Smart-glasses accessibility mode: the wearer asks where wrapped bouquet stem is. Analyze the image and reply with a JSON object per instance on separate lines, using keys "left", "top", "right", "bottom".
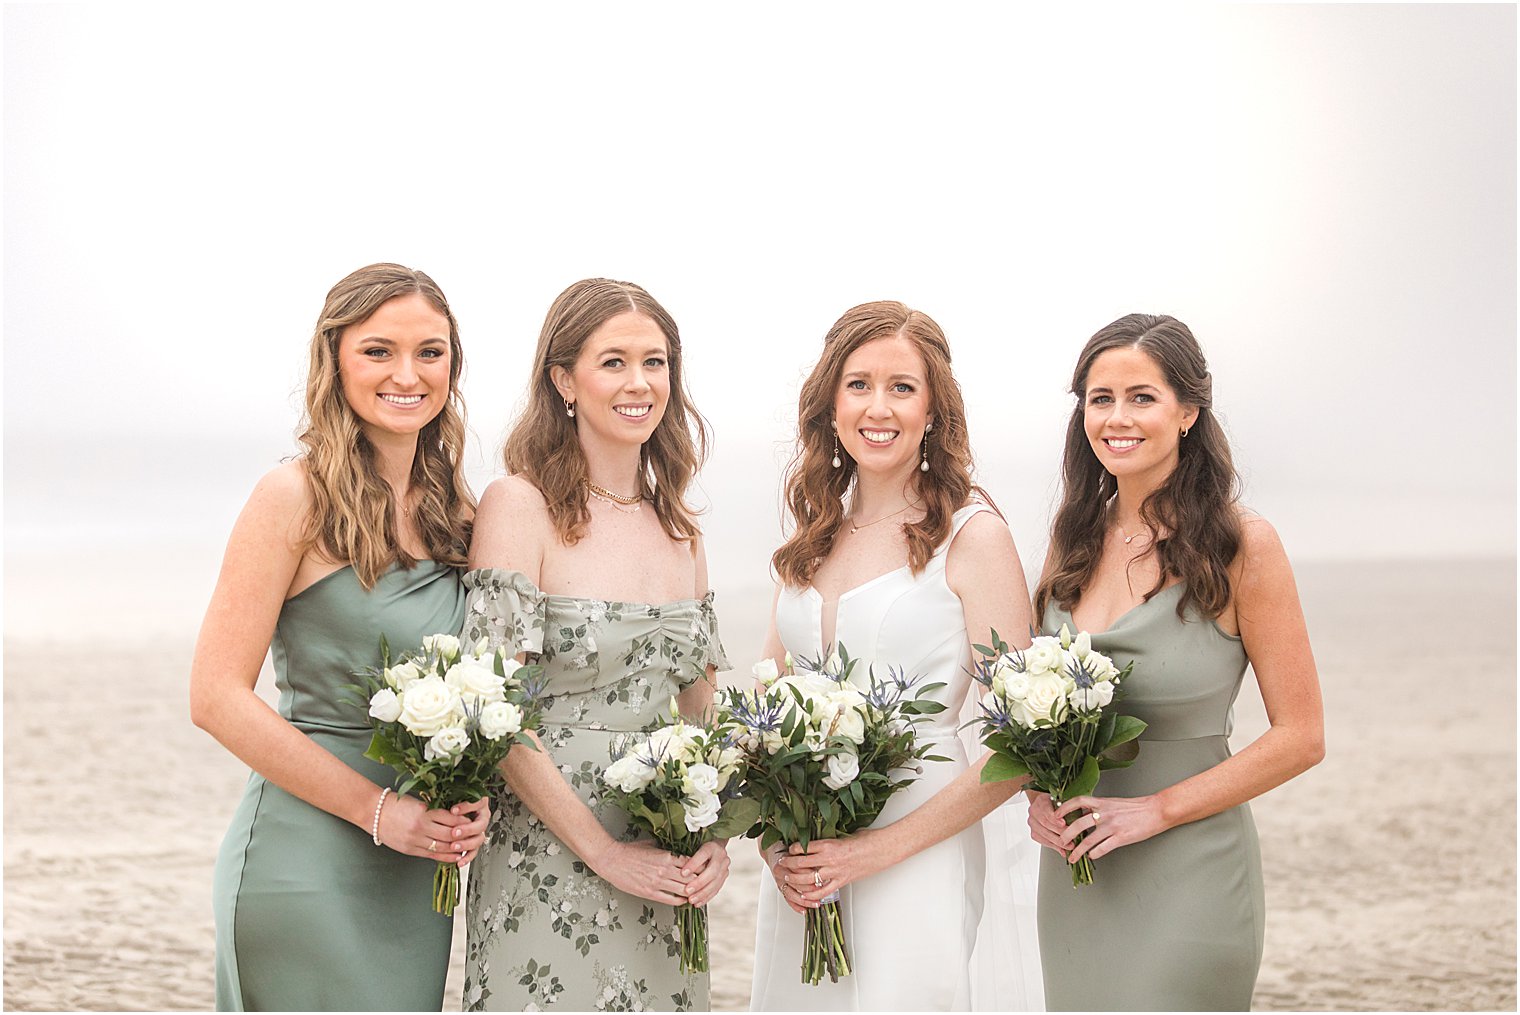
{"left": 972, "top": 624, "right": 1144, "bottom": 886}
{"left": 347, "top": 633, "right": 545, "bottom": 914}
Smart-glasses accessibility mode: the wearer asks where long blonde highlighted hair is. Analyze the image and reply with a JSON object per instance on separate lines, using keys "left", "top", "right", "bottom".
{"left": 503, "top": 278, "right": 709, "bottom": 546}
{"left": 772, "top": 301, "right": 993, "bottom": 587}
{"left": 297, "top": 263, "right": 474, "bottom": 588}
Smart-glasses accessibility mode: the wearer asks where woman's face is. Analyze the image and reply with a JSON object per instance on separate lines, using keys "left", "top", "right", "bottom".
{"left": 832, "top": 334, "right": 933, "bottom": 481}
{"left": 552, "top": 311, "right": 671, "bottom": 455}
{"left": 337, "top": 293, "right": 453, "bottom": 443}
{"left": 1081, "top": 345, "right": 1198, "bottom": 485}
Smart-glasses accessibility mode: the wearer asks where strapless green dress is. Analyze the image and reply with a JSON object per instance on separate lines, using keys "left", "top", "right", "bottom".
{"left": 1038, "top": 584, "right": 1264, "bottom": 1011}
{"left": 211, "top": 561, "right": 466, "bottom": 1011}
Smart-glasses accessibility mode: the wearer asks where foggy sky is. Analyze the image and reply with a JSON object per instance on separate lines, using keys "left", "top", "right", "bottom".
{"left": 5, "top": 4, "right": 1515, "bottom": 602}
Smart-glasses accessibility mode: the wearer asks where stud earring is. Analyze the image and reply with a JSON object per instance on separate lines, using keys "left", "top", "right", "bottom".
{"left": 565, "top": 399, "right": 576, "bottom": 419}
{"left": 920, "top": 421, "right": 932, "bottom": 473}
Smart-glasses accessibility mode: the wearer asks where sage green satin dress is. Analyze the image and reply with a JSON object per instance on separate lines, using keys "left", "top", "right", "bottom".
{"left": 212, "top": 561, "right": 466, "bottom": 1011}
{"left": 1038, "top": 583, "right": 1264, "bottom": 1011}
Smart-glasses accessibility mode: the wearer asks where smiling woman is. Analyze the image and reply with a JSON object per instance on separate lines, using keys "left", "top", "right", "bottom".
{"left": 191, "top": 264, "right": 487, "bottom": 1012}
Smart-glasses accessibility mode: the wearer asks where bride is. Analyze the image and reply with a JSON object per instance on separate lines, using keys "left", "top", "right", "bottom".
{"left": 750, "top": 301, "right": 1041, "bottom": 1011}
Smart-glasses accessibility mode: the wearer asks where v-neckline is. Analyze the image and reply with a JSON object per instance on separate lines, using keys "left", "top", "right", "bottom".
{"left": 1065, "top": 580, "right": 1185, "bottom": 636}
{"left": 802, "top": 564, "right": 913, "bottom": 653}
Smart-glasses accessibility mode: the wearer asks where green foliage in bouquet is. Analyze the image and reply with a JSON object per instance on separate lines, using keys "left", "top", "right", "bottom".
{"left": 718, "top": 645, "right": 947, "bottom": 983}
{"left": 972, "top": 625, "right": 1145, "bottom": 885}
{"left": 600, "top": 700, "right": 761, "bottom": 973}
{"left": 346, "top": 632, "right": 547, "bottom": 913}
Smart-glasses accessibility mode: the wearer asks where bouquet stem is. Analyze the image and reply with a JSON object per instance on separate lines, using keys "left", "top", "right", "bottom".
{"left": 433, "top": 860, "right": 460, "bottom": 916}
{"left": 675, "top": 902, "right": 709, "bottom": 973}
{"left": 801, "top": 898, "right": 851, "bottom": 984}
{"left": 1054, "top": 790, "right": 1096, "bottom": 887}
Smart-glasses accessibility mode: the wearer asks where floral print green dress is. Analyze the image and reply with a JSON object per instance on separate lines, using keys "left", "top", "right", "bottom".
{"left": 460, "top": 568, "right": 730, "bottom": 1012}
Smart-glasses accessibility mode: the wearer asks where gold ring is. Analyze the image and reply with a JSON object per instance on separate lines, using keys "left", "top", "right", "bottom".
{"left": 813, "top": 871, "right": 824, "bottom": 888}
{"left": 1091, "top": 811, "right": 1101, "bottom": 825}
{"left": 428, "top": 839, "right": 437, "bottom": 852}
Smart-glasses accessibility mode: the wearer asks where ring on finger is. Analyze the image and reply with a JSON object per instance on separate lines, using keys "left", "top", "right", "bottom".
{"left": 428, "top": 839, "right": 437, "bottom": 852}
{"left": 1091, "top": 811, "right": 1101, "bottom": 826}
{"left": 813, "top": 870, "right": 823, "bottom": 888}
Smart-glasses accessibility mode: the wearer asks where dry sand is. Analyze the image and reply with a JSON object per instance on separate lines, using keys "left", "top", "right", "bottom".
{"left": 3, "top": 558, "right": 1514, "bottom": 1011}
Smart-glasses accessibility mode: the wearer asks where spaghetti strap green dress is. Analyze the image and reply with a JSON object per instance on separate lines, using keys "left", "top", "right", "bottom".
{"left": 1039, "top": 583, "right": 1264, "bottom": 1011}
{"left": 211, "top": 561, "right": 466, "bottom": 1012}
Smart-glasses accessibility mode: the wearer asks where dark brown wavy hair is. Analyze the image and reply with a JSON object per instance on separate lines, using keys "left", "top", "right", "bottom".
{"left": 297, "top": 263, "right": 474, "bottom": 589}
{"left": 502, "top": 278, "right": 709, "bottom": 546}
{"left": 1035, "top": 313, "right": 1241, "bottom": 623}
{"left": 772, "top": 301, "right": 994, "bottom": 587}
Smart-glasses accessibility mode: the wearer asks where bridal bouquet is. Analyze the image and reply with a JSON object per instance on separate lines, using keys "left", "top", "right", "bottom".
{"left": 972, "top": 624, "right": 1144, "bottom": 886}
{"left": 600, "top": 700, "right": 760, "bottom": 973}
{"left": 718, "top": 647, "right": 945, "bottom": 985}
{"left": 350, "top": 633, "right": 545, "bottom": 915}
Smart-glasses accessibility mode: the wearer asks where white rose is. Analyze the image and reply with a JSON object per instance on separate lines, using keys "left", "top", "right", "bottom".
{"left": 649, "top": 725, "right": 700, "bottom": 764}
{"left": 713, "top": 745, "right": 744, "bottom": 789}
{"left": 367, "top": 687, "right": 402, "bottom": 722}
{"left": 830, "top": 703, "right": 866, "bottom": 744}
{"left": 384, "top": 661, "right": 422, "bottom": 690}
{"left": 1002, "top": 668, "right": 1031, "bottom": 701}
{"left": 1024, "top": 637, "right": 1064, "bottom": 675}
{"left": 397, "top": 676, "right": 464, "bottom": 737}
{"left": 760, "top": 729, "right": 785, "bottom": 755}
{"left": 803, "top": 729, "right": 828, "bottom": 759}
{"left": 681, "top": 763, "right": 720, "bottom": 797}
{"left": 424, "top": 725, "right": 470, "bottom": 761}
{"left": 1092, "top": 680, "right": 1115, "bottom": 709}
{"left": 683, "top": 790, "right": 721, "bottom": 832}
{"left": 1017, "top": 671, "right": 1069, "bottom": 728}
{"left": 422, "top": 633, "right": 462, "bottom": 659}
{"left": 752, "top": 658, "right": 780, "bottom": 686}
{"left": 478, "top": 700, "right": 523, "bottom": 740}
{"left": 603, "top": 755, "right": 641, "bottom": 793}
{"left": 445, "top": 658, "right": 507, "bottom": 704}
{"left": 822, "top": 750, "right": 860, "bottom": 790}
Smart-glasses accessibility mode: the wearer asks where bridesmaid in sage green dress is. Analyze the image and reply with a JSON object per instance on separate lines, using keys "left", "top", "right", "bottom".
{"left": 1027, "top": 314, "right": 1325, "bottom": 1011}
{"left": 193, "top": 265, "right": 489, "bottom": 1011}
{"left": 461, "top": 279, "right": 733, "bottom": 1012}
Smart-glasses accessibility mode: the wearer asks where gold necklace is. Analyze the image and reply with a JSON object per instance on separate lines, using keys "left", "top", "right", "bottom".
{"left": 587, "top": 482, "right": 642, "bottom": 513}
{"left": 848, "top": 503, "right": 911, "bottom": 535}
{"left": 1116, "top": 521, "right": 1152, "bottom": 546}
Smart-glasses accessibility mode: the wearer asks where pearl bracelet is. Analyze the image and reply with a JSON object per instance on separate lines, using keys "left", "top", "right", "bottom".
{"left": 371, "top": 787, "right": 392, "bottom": 846}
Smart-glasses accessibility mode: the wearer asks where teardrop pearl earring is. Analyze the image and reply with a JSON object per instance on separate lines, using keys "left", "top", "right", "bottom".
{"left": 920, "top": 421, "right": 932, "bottom": 472}
{"left": 832, "top": 432, "right": 842, "bottom": 469}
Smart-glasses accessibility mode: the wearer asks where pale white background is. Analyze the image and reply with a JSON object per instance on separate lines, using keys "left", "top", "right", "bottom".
{"left": 5, "top": 3, "right": 1515, "bottom": 640}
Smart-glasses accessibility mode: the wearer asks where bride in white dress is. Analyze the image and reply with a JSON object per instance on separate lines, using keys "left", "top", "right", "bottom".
{"left": 750, "top": 302, "right": 1044, "bottom": 1012}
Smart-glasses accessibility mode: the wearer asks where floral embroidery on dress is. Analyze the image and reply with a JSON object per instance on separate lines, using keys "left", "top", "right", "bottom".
{"left": 460, "top": 569, "right": 729, "bottom": 1012}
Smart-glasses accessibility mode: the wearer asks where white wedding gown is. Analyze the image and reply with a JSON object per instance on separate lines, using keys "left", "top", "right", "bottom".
{"left": 750, "top": 504, "right": 1045, "bottom": 1012}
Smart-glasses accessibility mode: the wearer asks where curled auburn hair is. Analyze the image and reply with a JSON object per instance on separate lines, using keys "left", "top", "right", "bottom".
{"left": 297, "top": 263, "right": 474, "bottom": 589}
{"left": 1035, "top": 313, "right": 1241, "bottom": 623}
{"left": 772, "top": 301, "right": 993, "bottom": 588}
{"left": 502, "top": 278, "right": 709, "bottom": 546}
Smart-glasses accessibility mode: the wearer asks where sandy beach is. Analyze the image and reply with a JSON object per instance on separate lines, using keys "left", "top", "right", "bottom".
{"left": 3, "top": 557, "right": 1514, "bottom": 1011}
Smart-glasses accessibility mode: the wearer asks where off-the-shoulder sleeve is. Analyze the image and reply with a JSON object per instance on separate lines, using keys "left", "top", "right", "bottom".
{"left": 462, "top": 568, "right": 548, "bottom": 657}
{"left": 694, "top": 589, "right": 732, "bottom": 677}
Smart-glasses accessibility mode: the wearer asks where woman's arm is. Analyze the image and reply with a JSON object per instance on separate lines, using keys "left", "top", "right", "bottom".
{"left": 781, "top": 510, "right": 1034, "bottom": 905}
{"left": 190, "top": 464, "right": 485, "bottom": 861}
{"left": 1054, "top": 515, "right": 1326, "bottom": 862}
{"left": 471, "top": 477, "right": 694, "bottom": 906}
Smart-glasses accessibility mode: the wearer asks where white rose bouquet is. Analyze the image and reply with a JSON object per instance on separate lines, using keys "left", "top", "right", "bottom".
{"left": 717, "top": 647, "right": 944, "bottom": 985}
{"left": 599, "top": 700, "right": 760, "bottom": 973}
{"left": 349, "top": 633, "right": 546, "bottom": 915}
{"left": 972, "top": 624, "right": 1144, "bottom": 886}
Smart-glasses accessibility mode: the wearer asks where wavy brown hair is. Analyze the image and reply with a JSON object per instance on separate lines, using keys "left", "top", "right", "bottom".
{"left": 502, "top": 278, "right": 709, "bottom": 546}
{"left": 297, "top": 263, "right": 474, "bottom": 589}
{"left": 1035, "top": 314, "right": 1241, "bottom": 623}
{"left": 772, "top": 301, "right": 994, "bottom": 587}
